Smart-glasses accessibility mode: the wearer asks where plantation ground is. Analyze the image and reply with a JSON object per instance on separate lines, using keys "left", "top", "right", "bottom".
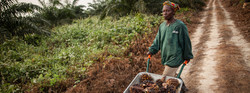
{"left": 0, "top": 15, "right": 162, "bottom": 92}
{"left": 66, "top": 0, "right": 250, "bottom": 93}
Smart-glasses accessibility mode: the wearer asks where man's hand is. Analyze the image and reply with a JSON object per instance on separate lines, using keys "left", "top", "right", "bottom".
{"left": 147, "top": 52, "right": 152, "bottom": 56}
{"left": 185, "top": 59, "right": 190, "bottom": 63}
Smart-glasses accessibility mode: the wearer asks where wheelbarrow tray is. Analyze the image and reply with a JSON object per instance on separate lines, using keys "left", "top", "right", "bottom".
{"left": 123, "top": 72, "right": 183, "bottom": 93}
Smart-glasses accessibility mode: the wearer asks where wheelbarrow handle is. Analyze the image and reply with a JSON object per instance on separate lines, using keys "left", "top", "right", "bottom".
{"left": 146, "top": 55, "right": 188, "bottom": 78}
{"left": 177, "top": 60, "right": 188, "bottom": 78}
{"left": 146, "top": 55, "right": 151, "bottom": 72}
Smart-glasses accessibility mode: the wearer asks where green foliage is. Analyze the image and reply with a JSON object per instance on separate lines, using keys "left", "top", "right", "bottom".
{"left": 36, "top": 0, "right": 87, "bottom": 27}
{"left": 87, "top": 0, "right": 205, "bottom": 20}
{"left": 0, "top": 14, "right": 162, "bottom": 92}
{"left": 97, "top": 0, "right": 164, "bottom": 20}
{"left": 177, "top": 7, "right": 192, "bottom": 23}
{"left": 170, "top": 0, "right": 206, "bottom": 10}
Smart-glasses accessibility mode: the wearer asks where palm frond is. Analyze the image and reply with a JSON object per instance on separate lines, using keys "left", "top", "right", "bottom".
{"left": 0, "top": 0, "right": 16, "bottom": 11}
{"left": 16, "top": 17, "right": 50, "bottom": 35}
{"left": 1, "top": 0, "right": 51, "bottom": 39}
{"left": 38, "top": 0, "right": 47, "bottom": 8}
{"left": 11, "top": 3, "right": 41, "bottom": 13}
{"left": 26, "top": 15, "right": 51, "bottom": 26}
{"left": 49, "top": 0, "right": 63, "bottom": 7}
{"left": 72, "top": 0, "right": 79, "bottom": 6}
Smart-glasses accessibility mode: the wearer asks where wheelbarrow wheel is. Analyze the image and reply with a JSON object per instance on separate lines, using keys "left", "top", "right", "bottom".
{"left": 180, "top": 82, "right": 188, "bottom": 93}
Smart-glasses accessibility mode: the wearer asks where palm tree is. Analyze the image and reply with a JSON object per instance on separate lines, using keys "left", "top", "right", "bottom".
{"left": 94, "top": 0, "right": 164, "bottom": 20}
{"left": 0, "top": 0, "right": 50, "bottom": 41}
{"left": 98, "top": 0, "right": 142, "bottom": 20}
{"left": 37, "top": 0, "right": 86, "bottom": 26}
{"left": 65, "top": 0, "right": 87, "bottom": 18}
{"left": 87, "top": 0, "right": 205, "bottom": 20}
{"left": 37, "top": 0, "right": 63, "bottom": 26}
{"left": 85, "top": 0, "right": 106, "bottom": 16}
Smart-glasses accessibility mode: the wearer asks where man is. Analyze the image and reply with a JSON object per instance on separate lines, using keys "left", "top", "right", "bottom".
{"left": 147, "top": 1, "right": 193, "bottom": 92}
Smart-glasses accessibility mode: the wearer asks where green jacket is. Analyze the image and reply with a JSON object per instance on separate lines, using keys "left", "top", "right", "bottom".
{"left": 149, "top": 20, "right": 193, "bottom": 67}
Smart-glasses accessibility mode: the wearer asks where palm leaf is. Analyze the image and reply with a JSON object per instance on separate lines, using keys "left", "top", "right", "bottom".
{"left": 1, "top": 0, "right": 51, "bottom": 39}
{"left": 72, "top": 0, "right": 79, "bottom": 6}
{"left": 6, "top": 3, "right": 41, "bottom": 14}
{"left": 16, "top": 17, "right": 50, "bottom": 35}
{"left": 38, "top": 0, "right": 47, "bottom": 8}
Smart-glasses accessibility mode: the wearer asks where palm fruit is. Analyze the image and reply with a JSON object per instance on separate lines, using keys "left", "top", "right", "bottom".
{"left": 152, "top": 84, "right": 160, "bottom": 92}
{"left": 166, "top": 84, "right": 177, "bottom": 93}
{"left": 140, "top": 74, "right": 153, "bottom": 82}
{"left": 130, "top": 84, "right": 144, "bottom": 93}
{"left": 144, "top": 84, "right": 160, "bottom": 93}
{"left": 162, "top": 82, "right": 168, "bottom": 88}
{"left": 140, "top": 80, "right": 154, "bottom": 88}
{"left": 131, "top": 75, "right": 180, "bottom": 93}
{"left": 144, "top": 87, "right": 154, "bottom": 93}
{"left": 156, "top": 79, "right": 163, "bottom": 87}
{"left": 159, "top": 87, "right": 167, "bottom": 93}
{"left": 166, "top": 78, "right": 180, "bottom": 88}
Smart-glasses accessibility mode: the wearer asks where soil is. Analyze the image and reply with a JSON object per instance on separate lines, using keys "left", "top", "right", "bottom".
{"left": 65, "top": 28, "right": 164, "bottom": 93}
{"left": 183, "top": 0, "right": 250, "bottom": 93}
{"left": 222, "top": 0, "right": 250, "bottom": 42}
{"left": 65, "top": 0, "right": 250, "bottom": 93}
{"left": 214, "top": 0, "right": 250, "bottom": 93}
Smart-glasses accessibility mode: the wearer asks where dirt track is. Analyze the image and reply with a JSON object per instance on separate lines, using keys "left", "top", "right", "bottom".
{"left": 183, "top": 0, "right": 250, "bottom": 93}
{"left": 66, "top": 0, "right": 250, "bottom": 92}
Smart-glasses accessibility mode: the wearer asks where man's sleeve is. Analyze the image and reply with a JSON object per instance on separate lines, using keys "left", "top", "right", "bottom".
{"left": 149, "top": 29, "right": 161, "bottom": 55}
{"left": 177, "top": 24, "right": 193, "bottom": 59}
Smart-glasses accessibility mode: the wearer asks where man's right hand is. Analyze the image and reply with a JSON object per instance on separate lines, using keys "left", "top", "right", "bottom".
{"left": 147, "top": 52, "right": 152, "bottom": 56}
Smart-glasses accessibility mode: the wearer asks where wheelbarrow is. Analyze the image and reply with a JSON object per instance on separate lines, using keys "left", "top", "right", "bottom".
{"left": 123, "top": 55, "right": 188, "bottom": 93}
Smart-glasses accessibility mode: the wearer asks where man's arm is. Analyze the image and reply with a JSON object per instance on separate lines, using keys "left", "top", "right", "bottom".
{"left": 148, "top": 29, "right": 161, "bottom": 55}
{"left": 177, "top": 24, "right": 193, "bottom": 60}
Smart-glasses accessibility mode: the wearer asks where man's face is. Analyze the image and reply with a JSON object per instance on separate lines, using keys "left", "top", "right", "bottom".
{"left": 162, "top": 5, "right": 175, "bottom": 20}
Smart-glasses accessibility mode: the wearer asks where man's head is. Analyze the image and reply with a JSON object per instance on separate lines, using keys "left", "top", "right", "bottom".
{"left": 162, "top": 1, "right": 180, "bottom": 20}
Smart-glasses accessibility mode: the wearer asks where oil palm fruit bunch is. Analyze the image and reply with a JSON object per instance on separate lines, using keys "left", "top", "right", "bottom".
{"left": 140, "top": 74, "right": 153, "bottom": 82}
{"left": 140, "top": 80, "right": 154, "bottom": 88}
{"left": 156, "top": 79, "right": 164, "bottom": 87}
{"left": 166, "top": 84, "right": 177, "bottom": 93}
{"left": 166, "top": 78, "right": 180, "bottom": 88}
{"left": 147, "top": 84, "right": 160, "bottom": 92}
{"left": 130, "top": 74, "right": 180, "bottom": 93}
{"left": 130, "top": 84, "right": 144, "bottom": 93}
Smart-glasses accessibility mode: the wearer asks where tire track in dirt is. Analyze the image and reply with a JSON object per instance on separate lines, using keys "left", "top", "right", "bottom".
{"left": 214, "top": 0, "right": 250, "bottom": 92}
{"left": 181, "top": 0, "right": 212, "bottom": 78}
{"left": 182, "top": 0, "right": 214, "bottom": 93}
{"left": 221, "top": 0, "right": 250, "bottom": 43}
{"left": 218, "top": 0, "right": 250, "bottom": 68}
{"left": 185, "top": 0, "right": 250, "bottom": 92}
{"left": 196, "top": 0, "right": 221, "bottom": 92}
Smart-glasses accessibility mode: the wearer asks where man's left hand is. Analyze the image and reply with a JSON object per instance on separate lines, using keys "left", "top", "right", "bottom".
{"left": 185, "top": 59, "right": 190, "bottom": 63}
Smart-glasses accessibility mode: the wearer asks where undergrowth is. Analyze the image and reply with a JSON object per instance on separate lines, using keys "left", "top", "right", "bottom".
{"left": 0, "top": 14, "right": 162, "bottom": 92}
